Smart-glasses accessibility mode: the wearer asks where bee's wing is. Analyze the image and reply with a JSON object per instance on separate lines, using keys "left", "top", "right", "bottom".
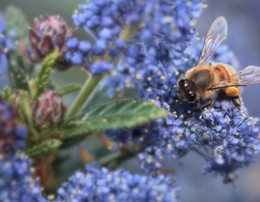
{"left": 208, "top": 66, "right": 260, "bottom": 90}
{"left": 196, "top": 17, "right": 228, "bottom": 66}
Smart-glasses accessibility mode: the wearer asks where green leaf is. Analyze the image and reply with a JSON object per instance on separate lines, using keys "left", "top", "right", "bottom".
{"left": 59, "top": 99, "right": 167, "bottom": 138}
{"left": 26, "top": 139, "right": 62, "bottom": 158}
{"left": 19, "top": 91, "right": 34, "bottom": 127}
{"left": 5, "top": 5, "right": 30, "bottom": 45}
{"left": 57, "top": 83, "right": 81, "bottom": 96}
{"left": 5, "top": 6, "right": 34, "bottom": 90}
{"left": 1, "top": 87, "right": 12, "bottom": 100}
{"left": 32, "top": 50, "right": 60, "bottom": 98}
{"left": 8, "top": 55, "right": 33, "bottom": 90}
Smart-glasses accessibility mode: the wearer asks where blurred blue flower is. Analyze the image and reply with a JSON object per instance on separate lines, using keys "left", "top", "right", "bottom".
{"left": 95, "top": 0, "right": 260, "bottom": 181}
{"left": 0, "top": 13, "right": 16, "bottom": 90}
{"left": 0, "top": 99, "right": 27, "bottom": 155}
{"left": 0, "top": 99, "right": 46, "bottom": 202}
{"left": 0, "top": 153, "right": 47, "bottom": 202}
{"left": 56, "top": 164, "right": 178, "bottom": 202}
{"left": 67, "top": 0, "right": 205, "bottom": 78}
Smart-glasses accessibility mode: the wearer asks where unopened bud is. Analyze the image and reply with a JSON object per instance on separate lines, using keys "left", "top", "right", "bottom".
{"left": 33, "top": 90, "right": 66, "bottom": 128}
{"left": 26, "top": 15, "right": 74, "bottom": 70}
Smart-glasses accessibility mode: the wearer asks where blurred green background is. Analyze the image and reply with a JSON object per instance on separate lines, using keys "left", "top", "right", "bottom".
{"left": 1, "top": 0, "right": 260, "bottom": 202}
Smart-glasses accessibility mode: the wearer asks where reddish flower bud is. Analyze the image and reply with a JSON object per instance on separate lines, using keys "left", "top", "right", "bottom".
{"left": 26, "top": 15, "right": 74, "bottom": 70}
{"left": 33, "top": 90, "right": 66, "bottom": 128}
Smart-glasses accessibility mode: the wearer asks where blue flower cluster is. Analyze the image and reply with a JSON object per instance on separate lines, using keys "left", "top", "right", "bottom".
{"left": 0, "top": 99, "right": 46, "bottom": 202}
{"left": 66, "top": 0, "right": 205, "bottom": 79}
{"left": 0, "top": 99, "right": 27, "bottom": 155}
{"left": 0, "top": 153, "right": 47, "bottom": 202}
{"left": 196, "top": 102, "right": 260, "bottom": 182}
{"left": 84, "top": 0, "right": 260, "bottom": 181}
{"left": 56, "top": 164, "right": 178, "bottom": 202}
{"left": 132, "top": 44, "right": 259, "bottom": 180}
{"left": 0, "top": 13, "right": 15, "bottom": 89}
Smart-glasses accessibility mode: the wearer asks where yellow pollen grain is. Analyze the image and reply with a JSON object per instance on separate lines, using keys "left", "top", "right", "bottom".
{"left": 175, "top": 71, "right": 179, "bottom": 76}
{"left": 190, "top": 19, "right": 197, "bottom": 26}
{"left": 135, "top": 74, "right": 141, "bottom": 80}
{"left": 164, "top": 16, "right": 173, "bottom": 23}
{"left": 186, "top": 1, "right": 192, "bottom": 6}
{"left": 102, "top": 118, "right": 107, "bottom": 122}
{"left": 147, "top": 88, "right": 152, "bottom": 92}
{"left": 126, "top": 82, "right": 131, "bottom": 88}
{"left": 147, "top": 77, "right": 152, "bottom": 81}
{"left": 48, "top": 195, "right": 55, "bottom": 200}
{"left": 201, "top": 3, "right": 208, "bottom": 8}
{"left": 242, "top": 114, "right": 247, "bottom": 119}
{"left": 111, "top": 70, "right": 116, "bottom": 76}
{"left": 160, "top": 76, "right": 165, "bottom": 80}
{"left": 167, "top": 144, "right": 172, "bottom": 149}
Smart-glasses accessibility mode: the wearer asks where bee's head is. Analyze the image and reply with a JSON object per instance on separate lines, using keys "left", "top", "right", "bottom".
{"left": 177, "top": 78, "right": 198, "bottom": 103}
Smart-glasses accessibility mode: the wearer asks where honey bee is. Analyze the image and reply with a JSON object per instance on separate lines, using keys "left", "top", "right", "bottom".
{"left": 177, "top": 16, "right": 260, "bottom": 110}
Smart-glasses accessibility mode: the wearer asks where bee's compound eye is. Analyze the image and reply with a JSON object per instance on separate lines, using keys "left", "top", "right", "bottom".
{"left": 184, "top": 80, "right": 188, "bottom": 87}
{"left": 187, "top": 91, "right": 196, "bottom": 102}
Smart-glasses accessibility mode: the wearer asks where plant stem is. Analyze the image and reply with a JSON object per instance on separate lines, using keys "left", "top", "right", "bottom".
{"left": 66, "top": 25, "right": 135, "bottom": 118}
{"left": 98, "top": 150, "right": 135, "bottom": 167}
{"left": 66, "top": 75, "right": 103, "bottom": 118}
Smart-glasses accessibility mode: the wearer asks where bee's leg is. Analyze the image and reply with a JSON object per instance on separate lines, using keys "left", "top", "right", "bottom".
{"left": 231, "top": 96, "right": 242, "bottom": 110}
{"left": 224, "top": 87, "right": 241, "bottom": 110}
{"left": 189, "top": 99, "right": 213, "bottom": 115}
{"left": 197, "top": 99, "right": 213, "bottom": 111}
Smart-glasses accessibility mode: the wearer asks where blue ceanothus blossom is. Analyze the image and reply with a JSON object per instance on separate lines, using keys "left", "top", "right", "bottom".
{"left": 0, "top": 99, "right": 47, "bottom": 202}
{"left": 0, "top": 13, "right": 15, "bottom": 90}
{"left": 56, "top": 164, "right": 178, "bottom": 202}
{"left": 68, "top": 0, "right": 260, "bottom": 182}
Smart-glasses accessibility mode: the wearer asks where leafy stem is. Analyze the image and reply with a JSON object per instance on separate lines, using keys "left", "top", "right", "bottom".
{"left": 66, "top": 25, "right": 136, "bottom": 118}
{"left": 66, "top": 75, "right": 103, "bottom": 118}
{"left": 98, "top": 149, "right": 136, "bottom": 167}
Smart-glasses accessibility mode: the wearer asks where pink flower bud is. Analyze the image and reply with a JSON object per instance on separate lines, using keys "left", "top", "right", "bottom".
{"left": 26, "top": 15, "right": 74, "bottom": 70}
{"left": 33, "top": 90, "right": 66, "bottom": 128}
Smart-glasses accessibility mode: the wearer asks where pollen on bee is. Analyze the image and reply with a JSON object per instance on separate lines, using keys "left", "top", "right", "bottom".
{"left": 225, "top": 87, "right": 240, "bottom": 97}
